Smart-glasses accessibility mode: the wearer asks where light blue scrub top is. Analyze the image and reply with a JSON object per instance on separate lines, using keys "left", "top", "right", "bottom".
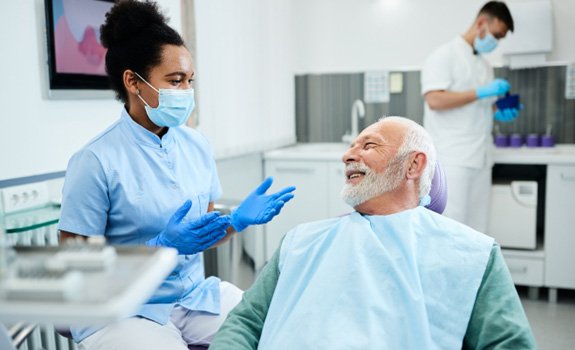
{"left": 58, "top": 108, "right": 223, "bottom": 342}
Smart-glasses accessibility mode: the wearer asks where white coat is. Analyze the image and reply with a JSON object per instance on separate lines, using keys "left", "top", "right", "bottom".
{"left": 421, "top": 36, "right": 496, "bottom": 232}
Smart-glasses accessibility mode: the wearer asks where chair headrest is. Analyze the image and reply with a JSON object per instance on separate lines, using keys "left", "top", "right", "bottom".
{"left": 425, "top": 161, "right": 447, "bottom": 214}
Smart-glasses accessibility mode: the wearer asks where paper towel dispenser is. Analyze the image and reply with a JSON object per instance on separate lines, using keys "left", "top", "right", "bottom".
{"left": 499, "top": 0, "right": 553, "bottom": 68}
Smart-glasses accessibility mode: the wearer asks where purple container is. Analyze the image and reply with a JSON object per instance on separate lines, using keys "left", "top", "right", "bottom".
{"left": 509, "top": 133, "right": 523, "bottom": 148}
{"left": 526, "top": 134, "right": 540, "bottom": 147}
{"left": 494, "top": 134, "right": 509, "bottom": 147}
{"left": 541, "top": 135, "right": 555, "bottom": 147}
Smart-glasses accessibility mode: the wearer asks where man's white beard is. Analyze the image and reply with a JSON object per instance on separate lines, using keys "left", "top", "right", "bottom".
{"left": 341, "top": 157, "right": 406, "bottom": 208}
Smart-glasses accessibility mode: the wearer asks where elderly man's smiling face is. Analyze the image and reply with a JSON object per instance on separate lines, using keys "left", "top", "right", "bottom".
{"left": 340, "top": 119, "right": 409, "bottom": 208}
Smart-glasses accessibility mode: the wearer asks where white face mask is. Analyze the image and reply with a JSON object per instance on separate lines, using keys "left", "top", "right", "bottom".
{"left": 135, "top": 72, "right": 195, "bottom": 128}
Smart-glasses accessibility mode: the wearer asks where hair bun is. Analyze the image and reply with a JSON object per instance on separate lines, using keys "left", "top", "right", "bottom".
{"left": 100, "top": 0, "right": 169, "bottom": 49}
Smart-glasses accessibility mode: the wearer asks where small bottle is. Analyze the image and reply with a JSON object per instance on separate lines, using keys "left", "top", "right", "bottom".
{"left": 509, "top": 133, "right": 523, "bottom": 148}
{"left": 494, "top": 134, "right": 509, "bottom": 147}
{"left": 541, "top": 135, "right": 555, "bottom": 147}
{"left": 526, "top": 134, "right": 540, "bottom": 147}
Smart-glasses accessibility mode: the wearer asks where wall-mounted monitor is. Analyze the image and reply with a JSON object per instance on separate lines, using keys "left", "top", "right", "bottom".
{"left": 44, "top": 0, "right": 115, "bottom": 99}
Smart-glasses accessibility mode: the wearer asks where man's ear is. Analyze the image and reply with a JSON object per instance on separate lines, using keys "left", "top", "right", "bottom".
{"left": 475, "top": 14, "right": 488, "bottom": 33}
{"left": 406, "top": 152, "right": 427, "bottom": 180}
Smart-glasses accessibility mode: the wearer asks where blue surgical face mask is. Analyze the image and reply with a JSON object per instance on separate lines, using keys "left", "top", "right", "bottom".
{"left": 135, "top": 72, "right": 195, "bottom": 128}
{"left": 474, "top": 27, "right": 498, "bottom": 54}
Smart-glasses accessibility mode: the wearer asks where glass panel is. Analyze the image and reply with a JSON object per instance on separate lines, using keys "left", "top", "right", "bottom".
{"left": 4, "top": 205, "right": 61, "bottom": 234}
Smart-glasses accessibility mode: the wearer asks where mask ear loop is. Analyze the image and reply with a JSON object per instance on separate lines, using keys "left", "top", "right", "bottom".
{"left": 136, "top": 89, "right": 152, "bottom": 108}
{"left": 134, "top": 72, "right": 158, "bottom": 108}
{"left": 482, "top": 23, "right": 491, "bottom": 39}
{"left": 134, "top": 72, "right": 160, "bottom": 93}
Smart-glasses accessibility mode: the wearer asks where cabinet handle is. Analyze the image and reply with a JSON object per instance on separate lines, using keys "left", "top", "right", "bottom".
{"left": 509, "top": 266, "right": 528, "bottom": 274}
{"left": 274, "top": 167, "right": 315, "bottom": 174}
{"left": 560, "top": 173, "right": 575, "bottom": 181}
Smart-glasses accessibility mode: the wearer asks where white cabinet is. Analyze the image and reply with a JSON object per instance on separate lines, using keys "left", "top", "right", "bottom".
{"left": 264, "top": 160, "right": 328, "bottom": 261}
{"left": 502, "top": 250, "right": 545, "bottom": 287}
{"left": 264, "top": 159, "right": 352, "bottom": 260}
{"left": 544, "top": 165, "right": 575, "bottom": 289}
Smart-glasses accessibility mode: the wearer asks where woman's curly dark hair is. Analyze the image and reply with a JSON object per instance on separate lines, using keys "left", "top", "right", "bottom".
{"left": 100, "top": 0, "right": 184, "bottom": 103}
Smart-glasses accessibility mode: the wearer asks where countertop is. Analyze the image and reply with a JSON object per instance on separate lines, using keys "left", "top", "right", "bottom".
{"left": 264, "top": 143, "right": 349, "bottom": 161}
{"left": 264, "top": 143, "right": 575, "bottom": 165}
{"left": 493, "top": 144, "right": 575, "bottom": 165}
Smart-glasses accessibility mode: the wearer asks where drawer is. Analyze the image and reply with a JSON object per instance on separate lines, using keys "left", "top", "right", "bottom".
{"left": 501, "top": 255, "right": 544, "bottom": 287}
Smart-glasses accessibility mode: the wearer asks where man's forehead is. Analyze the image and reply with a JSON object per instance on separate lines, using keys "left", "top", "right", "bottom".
{"left": 361, "top": 120, "right": 405, "bottom": 143}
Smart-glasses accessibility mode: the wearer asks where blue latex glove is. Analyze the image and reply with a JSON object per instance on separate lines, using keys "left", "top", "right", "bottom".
{"left": 494, "top": 104, "right": 523, "bottom": 122}
{"left": 146, "top": 200, "right": 231, "bottom": 255}
{"left": 231, "top": 177, "right": 296, "bottom": 232}
{"left": 476, "top": 79, "right": 511, "bottom": 99}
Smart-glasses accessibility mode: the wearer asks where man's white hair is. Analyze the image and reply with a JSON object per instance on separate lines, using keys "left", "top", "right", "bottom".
{"left": 380, "top": 116, "right": 437, "bottom": 200}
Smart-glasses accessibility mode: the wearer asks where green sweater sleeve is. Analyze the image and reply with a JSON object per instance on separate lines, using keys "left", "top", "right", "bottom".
{"left": 462, "top": 244, "right": 537, "bottom": 349}
{"left": 210, "top": 248, "right": 281, "bottom": 349}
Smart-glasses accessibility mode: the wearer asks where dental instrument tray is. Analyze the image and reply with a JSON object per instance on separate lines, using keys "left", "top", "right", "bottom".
{"left": 0, "top": 245, "right": 177, "bottom": 326}
{"left": 47, "top": 245, "right": 118, "bottom": 271}
{"left": 2, "top": 265, "right": 83, "bottom": 301}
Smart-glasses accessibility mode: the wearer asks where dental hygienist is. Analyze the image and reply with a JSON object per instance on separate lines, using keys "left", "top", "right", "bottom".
{"left": 421, "top": 1, "right": 515, "bottom": 233}
{"left": 57, "top": 1, "right": 295, "bottom": 349}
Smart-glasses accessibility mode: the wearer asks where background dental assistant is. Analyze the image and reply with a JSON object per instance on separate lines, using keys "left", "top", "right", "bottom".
{"left": 421, "top": 1, "right": 518, "bottom": 233}
{"left": 57, "top": 1, "right": 295, "bottom": 349}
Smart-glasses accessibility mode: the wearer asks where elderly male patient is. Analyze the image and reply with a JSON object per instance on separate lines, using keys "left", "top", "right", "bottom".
{"left": 210, "top": 117, "right": 536, "bottom": 349}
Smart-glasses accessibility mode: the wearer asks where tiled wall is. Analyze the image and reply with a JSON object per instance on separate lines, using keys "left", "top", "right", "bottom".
{"left": 296, "top": 65, "right": 575, "bottom": 143}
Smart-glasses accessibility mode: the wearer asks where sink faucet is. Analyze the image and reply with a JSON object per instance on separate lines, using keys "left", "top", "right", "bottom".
{"left": 342, "top": 99, "right": 365, "bottom": 144}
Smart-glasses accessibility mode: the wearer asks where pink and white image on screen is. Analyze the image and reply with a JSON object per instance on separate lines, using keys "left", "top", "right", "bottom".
{"left": 53, "top": 0, "right": 113, "bottom": 76}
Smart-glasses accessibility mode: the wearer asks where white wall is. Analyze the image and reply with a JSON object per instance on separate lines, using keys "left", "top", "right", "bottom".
{"left": 0, "top": 0, "right": 295, "bottom": 181}
{"left": 292, "top": 0, "right": 575, "bottom": 73}
{"left": 3, "top": 0, "right": 571, "bottom": 181}
{"left": 194, "top": 0, "right": 296, "bottom": 159}
{"left": 0, "top": 0, "right": 182, "bottom": 181}
{"left": 0, "top": 0, "right": 114, "bottom": 181}
{"left": 550, "top": 0, "right": 575, "bottom": 62}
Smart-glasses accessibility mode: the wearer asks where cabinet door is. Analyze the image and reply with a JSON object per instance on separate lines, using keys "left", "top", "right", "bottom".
{"left": 264, "top": 160, "right": 329, "bottom": 261}
{"left": 327, "top": 161, "right": 353, "bottom": 217}
{"left": 545, "top": 165, "right": 575, "bottom": 289}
